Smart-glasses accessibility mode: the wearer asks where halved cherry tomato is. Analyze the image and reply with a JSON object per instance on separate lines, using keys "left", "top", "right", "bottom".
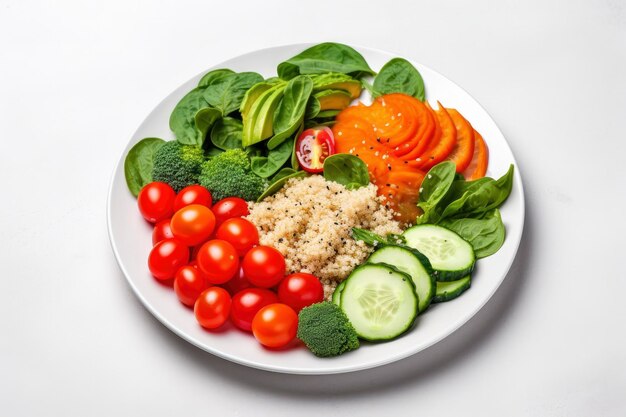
{"left": 296, "top": 127, "right": 336, "bottom": 173}
{"left": 152, "top": 218, "right": 174, "bottom": 246}
{"left": 194, "top": 287, "right": 231, "bottom": 329}
{"left": 170, "top": 204, "right": 216, "bottom": 246}
{"left": 211, "top": 197, "right": 249, "bottom": 227}
{"left": 231, "top": 288, "right": 279, "bottom": 332}
{"left": 252, "top": 303, "right": 298, "bottom": 348}
{"left": 196, "top": 239, "right": 239, "bottom": 284}
{"left": 174, "top": 265, "right": 209, "bottom": 307}
{"left": 278, "top": 273, "right": 324, "bottom": 313}
{"left": 174, "top": 185, "right": 212, "bottom": 211}
{"left": 138, "top": 182, "right": 176, "bottom": 223}
{"left": 216, "top": 217, "right": 259, "bottom": 256}
{"left": 242, "top": 246, "right": 286, "bottom": 288}
{"left": 148, "top": 238, "right": 189, "bottom": 281}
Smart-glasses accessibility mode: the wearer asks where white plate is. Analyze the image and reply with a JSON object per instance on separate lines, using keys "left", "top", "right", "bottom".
{"left": 107, "top": 44, "right": 525, "bottom": 375}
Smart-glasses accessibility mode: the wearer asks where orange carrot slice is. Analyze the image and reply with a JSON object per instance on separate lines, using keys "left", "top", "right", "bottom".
{"left": 461, "top": 130, "right": 489, "bottom": 180}
{"left": 445, "top": 108, "right": 475, "bottom": 172}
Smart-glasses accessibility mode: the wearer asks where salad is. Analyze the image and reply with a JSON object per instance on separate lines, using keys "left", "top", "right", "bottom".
{"left": 123, "top": 43, "right": 514, "bottom": 357}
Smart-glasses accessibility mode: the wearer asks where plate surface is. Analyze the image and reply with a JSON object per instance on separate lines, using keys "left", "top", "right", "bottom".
{"left": 107, "top": 44, "right": 525, "bottom": 375}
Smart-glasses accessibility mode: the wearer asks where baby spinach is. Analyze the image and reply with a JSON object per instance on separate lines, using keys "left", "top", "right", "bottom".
{"left": 268, "top": 75, "right": 313, "bottom": 149}
{"left": 305, "top": 96, "right": 321, "bottom": 119}
{"left": 124, "top": 138, "right": 165, "bottom": 197}
{"left": 439, "top": 209, "right": 505, "bottom": 258}
{"left": 198, "top": 68, "right": 235, "bottom": 87}
{"left": 291, "top": 123, "right": 304, "bottom": 169}
{"left": 278, "top": 43, "right": 374, "bottom": 80}
{"left": 323, "top": 154, "right": 370, "bottom": 190}
{"left": 211, "top": 117, "right": 243, "bottom": 150}
{"left": 271, "top": 167, "right": 297, "bottom": 182}
{"left": 169, "top": 87, "right": 210, "bottom": 146}
{"left": 203, "top": 72, "right": 263, "bottom": 116}
{"left": 256, "top": 170, "right": 307, "bottom": 202}
{"left": 250, "top": 138, "right": 294, "bottom": 178}
{"left": 194, "top": 107, "right": 221, "bottom": 147}
{"left": 417, "top": 161, "right": 457, "bottom": 224}
{"left": 373, "top": 58, "right": 425, "bottom": 101}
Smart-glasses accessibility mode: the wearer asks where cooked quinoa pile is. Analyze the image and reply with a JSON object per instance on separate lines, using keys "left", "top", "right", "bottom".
{"left": 246, "top": 175, "right": 402, "bottom": 300}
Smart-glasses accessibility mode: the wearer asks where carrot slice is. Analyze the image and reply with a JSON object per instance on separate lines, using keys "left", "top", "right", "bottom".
{"left": 461, "top": 130, "right": 489, "bottom": 180}
{"left": 418, "top": 103, "right": 457, "bottom": 170}
{"left": 445, "top": 108, "right": 475, "bottom": 172}
{"left": 398, "top": 101, "right": 437, "bottom": 163}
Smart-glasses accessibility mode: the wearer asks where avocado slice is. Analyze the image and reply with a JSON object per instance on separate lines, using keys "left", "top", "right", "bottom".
{"left": 240, "top": 82, "right": 273, "bottom": 121}
{"left": 311, "top": 73, "right": 363, "bottom": 99}
{"left": 314, "top": 90, "right": 352, "bottom": 111}
{"left": 251, "top": 85, "right": 285, "bottom": 146}
{"left": 243, "top": 84, "right": 284, "bottom": 147}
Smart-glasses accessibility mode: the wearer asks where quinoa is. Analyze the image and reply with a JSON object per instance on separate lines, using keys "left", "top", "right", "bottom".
{"left": 246, "top": 175, "right": 402, "bottom": 300}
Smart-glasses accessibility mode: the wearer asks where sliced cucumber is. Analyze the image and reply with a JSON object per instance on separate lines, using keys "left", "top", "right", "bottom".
{"left": 367, "top": 245, "right": 435, "bottom": 314}
{"left": 340, "top": 263, "right": 417, "bottom": 341}
{"left": 332, "top": 281, "right": 346, "bottom": 306}
{"left": 433, "top": 275, "right": 471, "bottom": 303}
{"left": 403, "top": 225, "right": 475, "bottom": 281}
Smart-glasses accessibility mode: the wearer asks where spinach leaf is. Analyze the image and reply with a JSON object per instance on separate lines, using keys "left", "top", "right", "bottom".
{"left": 271, "top": 167, "right": 297, "bottom": 182}
{"left": 211, "top": 117, "right": 243, "bottom": 150}
{"left": 416, "top": 161, "right": 457, "bottom": 224}
{"left": 268, "top": 75, "right": 313, "bottom": 150}
{"left": 277, "top": 43, "right": 374, "bottom": 80}
{"left": 194, "top": 107, "right": 221, "bottom": 147}
{"left": 351, "top": 228, "right": 406, "bottom": 247}
{"left": 305, "top": 96, "right": 321, "bottom": 119}
{"left": 169, "top": 87, "right": 210, "bottom": 145}
{"left": 256, "top": 170, "right": 307, "bottom": 202}
{"left": 250, "top": 138, "right": 294, "bottom": 178}
{"left": 124, "top": 138, "right": 165, "bottom": 197}
{"left": 198, "top": 68, "right": 235, "bottom": 87}
{"left": 440, "top": 209, "right": 505, "bottom": 258}
{"left": 203, "top": 72, "right": 263, "bottom": 116}
{"left": 373, "top": 58, "right": 425, "bottom": 101}
{"left": 291, "top": 123, "right": 304, "bottom": 169}
{"left": 323, "top": 154, "right": 370, "bottom": 190}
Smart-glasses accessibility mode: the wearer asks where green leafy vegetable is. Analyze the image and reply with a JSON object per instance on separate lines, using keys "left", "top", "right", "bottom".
{"left": 291, "top": 123, "right": 304, "bottom": 169}
{"left": 305, "top": 96, "right": 321, "bottom": 119}
{"left": 277, "top": 43, "right": 374, "bottom": 80}
{"left": 268, "top": 75, "right": 313, "bottom": 149}
{"left": 124, "top": 138, "right": 165, "bottom": 197}
{"left": 271, "top": 167, "right": 297, "bottom": 182}
{"left": 211, "top": 117, "right": 243, "bottom": 150}
{"left": 351, "top": 228, "right": 406, "bottom": 247}
{"left": 197, "top": 68, "right": 235, "bottom": 87}
{"left": 194, "top": 107, "right": 221, "bottom": 147}
{"left": 203, "top": 72, "right": 263, "bottom": 116}
{"left": 250, "top": 138, "right": 294, "bottom": 178}
{"left": 323, "top": 154, "right": 370, "bottom": 190}
{"left": 169, "top": 87, "right": 210, "bottom": 146}
{"left": 373, "top": 58, "right": 425, "bottom": 101}
{"left": 417, "top": 161, "right": 457, "bottom": 224}
{"left": 256, "top": 170, "right": 307, "bottom": 202}
{"left": 439, "top": 209, "right": 505, "bottom": 258}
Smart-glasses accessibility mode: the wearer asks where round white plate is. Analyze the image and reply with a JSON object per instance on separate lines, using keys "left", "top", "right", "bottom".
{"left": 107, "top": 44, "right": 525, "bottom": 375}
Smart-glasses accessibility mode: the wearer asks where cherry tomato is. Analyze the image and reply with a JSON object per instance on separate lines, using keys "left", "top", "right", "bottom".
{"left": 148, "top": 238, "right": 189, "bottom": 281}
{"left": 223, "top": 266, "right": 252, "bottom": 295}
{"left": 212, "top": 197, "right": 249, "bottom": 227}
{"left": 278, "top": 273, "right": 324, "bottom": 312}
{"left": 231, "top": 288, "right": 279, "bottom": 332}
{"left": 251, "top": 303, "right": 298, "bottom": 348}
{"left": 174, "top": 185, "right": 212, "bottom": 211}
{"left": 170, "top": 204, "right": 216, "bottom": 246}
{"left": 216, "top": 218, "right": 259, "bottom": 256}
{"left": 295, "top": 127, "right": 336, "bottom": 173}
{"left": 138, "top": 182, "right": 176, "bottom": 223}
{"left": 174, "top": 265, "right": 209, "bottom": 307}
{"left": 242, "top": 246, "right": 286, "bottom": 288}
{"left": 196, "top": 239, "right": 239, "bottom": 284}
{"left": 194, "top": 287, "right": 231, "bottom": 329}
{"left": 152, "top": 219, "right": 174, "bottom": 246}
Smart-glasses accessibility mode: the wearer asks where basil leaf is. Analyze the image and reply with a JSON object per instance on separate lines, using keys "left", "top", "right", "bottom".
{"left": 268, "top": 75, "right": 313, "bottom": 150}
{"left": 323, "top": 154, "right": 370, "bottom": 190}
{"left": 203, "top": 72, "right": 263, "bottom": 116}
{"left": 257, "top": 170, "right": 307, "bottom": 202}
{"left": 124, "top": 138, "right": 165, "bottom": 197}
{"left": 169, "top": 87, "right": 210, "bottom": 146}
{"left": 278, "top": 43, "right": 374, "bottom": 80}
{"left": 198, "top": 68, "right": 235, "bottom": 87}
{"left": 250, "top": 138, "right": 294, "bottom": 178}
{"left": 373, "top": 58, "right": 425, "bottom": 101}
{"left": 211, "top": 117, "right": 243, "bottom": 150}
{"left": 194, "top": 107, "right": 221, "bottom": 148}
{"left": 416, "top": 161, "right": 457, "bottom": 224}
{"left": 440, "top": 209, "right": 505, "bottom": 258}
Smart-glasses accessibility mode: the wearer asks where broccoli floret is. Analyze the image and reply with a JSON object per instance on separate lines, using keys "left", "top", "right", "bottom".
{"left": 198, "top": 149, "right": 266, "bottom": 201}
{"left": 297, "top": 302, "right": 360, "bottom": 357}
{"left": 152, "top": 141, "right": 205, "bottom": 192}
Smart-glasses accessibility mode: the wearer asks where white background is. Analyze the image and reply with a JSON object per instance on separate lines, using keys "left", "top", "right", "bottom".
{"left": 1, "top": 0, "right": 625, "bottom": 415}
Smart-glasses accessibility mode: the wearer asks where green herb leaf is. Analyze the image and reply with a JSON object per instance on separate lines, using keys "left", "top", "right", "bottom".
{"left": 203, "top": 72, "right": 264, "bottom": 116}
{"left": 211, "top": 117, "right": 243, "bottom": 150}
{"left": 373, "top": 58, "right": 425, "bottom": 101}
{"left": 323, "top": 153, "right": 370, "bottom": 190}
{"left": 277, "top": 43, "right": 374, "bottom": 80}
{"left": 124, "top": 138, "right": 165, "bottom": 197}
{"left": 250, "top": 138, "right": 294, "bottom": 178}
{"left": 440, "top": 209, "right": 505, "bottom": 258}
{"left": 268, "top": 75, "right": 313, "bottom": 149}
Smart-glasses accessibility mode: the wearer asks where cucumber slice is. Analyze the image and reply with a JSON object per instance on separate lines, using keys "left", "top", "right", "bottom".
{"left": 367, "top": 245, "right": 435, "bottom": 314}
{"left": 433, "top": 275, "right": 471, "bottom": 303}
{"left": 403, "top": 225, "right": 475, "bottom": 281}
{"left": 332, "top": 281, "right": 346, "bottom": 306}
{"left": 340, "top": 263, "right": 417, "bottom": 341}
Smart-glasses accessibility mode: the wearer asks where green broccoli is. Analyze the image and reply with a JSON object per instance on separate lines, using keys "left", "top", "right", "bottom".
{"left": 152, "top": 141, "right": 205, "bottom": 192}
{"left": 198, "top": 149, "right": 265, "bottom": 201}
{"left": 297, "top": 302, "right": 360, "bottom": 357}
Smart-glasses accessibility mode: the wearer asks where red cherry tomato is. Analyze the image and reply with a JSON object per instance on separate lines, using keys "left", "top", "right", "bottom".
{"left": 231, "top": 288, "right": 279, "bottom": 332}
{"left": 148, "top": 238, "right": 189, "bottom": 281}
{"left": 251, "top": 303, "right": 298, "bottom": 348}
{"left": 174, "top": 185, "right": 212, "bottom": 211}
{"left": 196, "top": 240, "right": 239, "bottom": 284}
{"left": 223, "top": 266, "right": 252, "bottom": 295}
{"left": 174, "top": 265, "right": 209, "bottom": 307}
{"left": 242, "top": 246, "right": 286, "bottom": 288}
{"left": 152, "top": 218, "right": 174, "bottom": 246}
{"left": 216, "top": 218, "right": 259, "bottom": 256}
{"left": 278, "top": 273, "right": 324, "bottom": 312}
{"left": 194, "top": 287, "right": 231, "bottom": 329}
{"left": 212, "top": 197, "right": 249, "bottom": 227}
{"left": 170, "top": 204, "right": 216, "bottom": 246}
{"left": 138, "top": 182, "right": 176, "bottom": 223}
{"left": 295, "top": 127, "right": 336, "bottom": 173}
